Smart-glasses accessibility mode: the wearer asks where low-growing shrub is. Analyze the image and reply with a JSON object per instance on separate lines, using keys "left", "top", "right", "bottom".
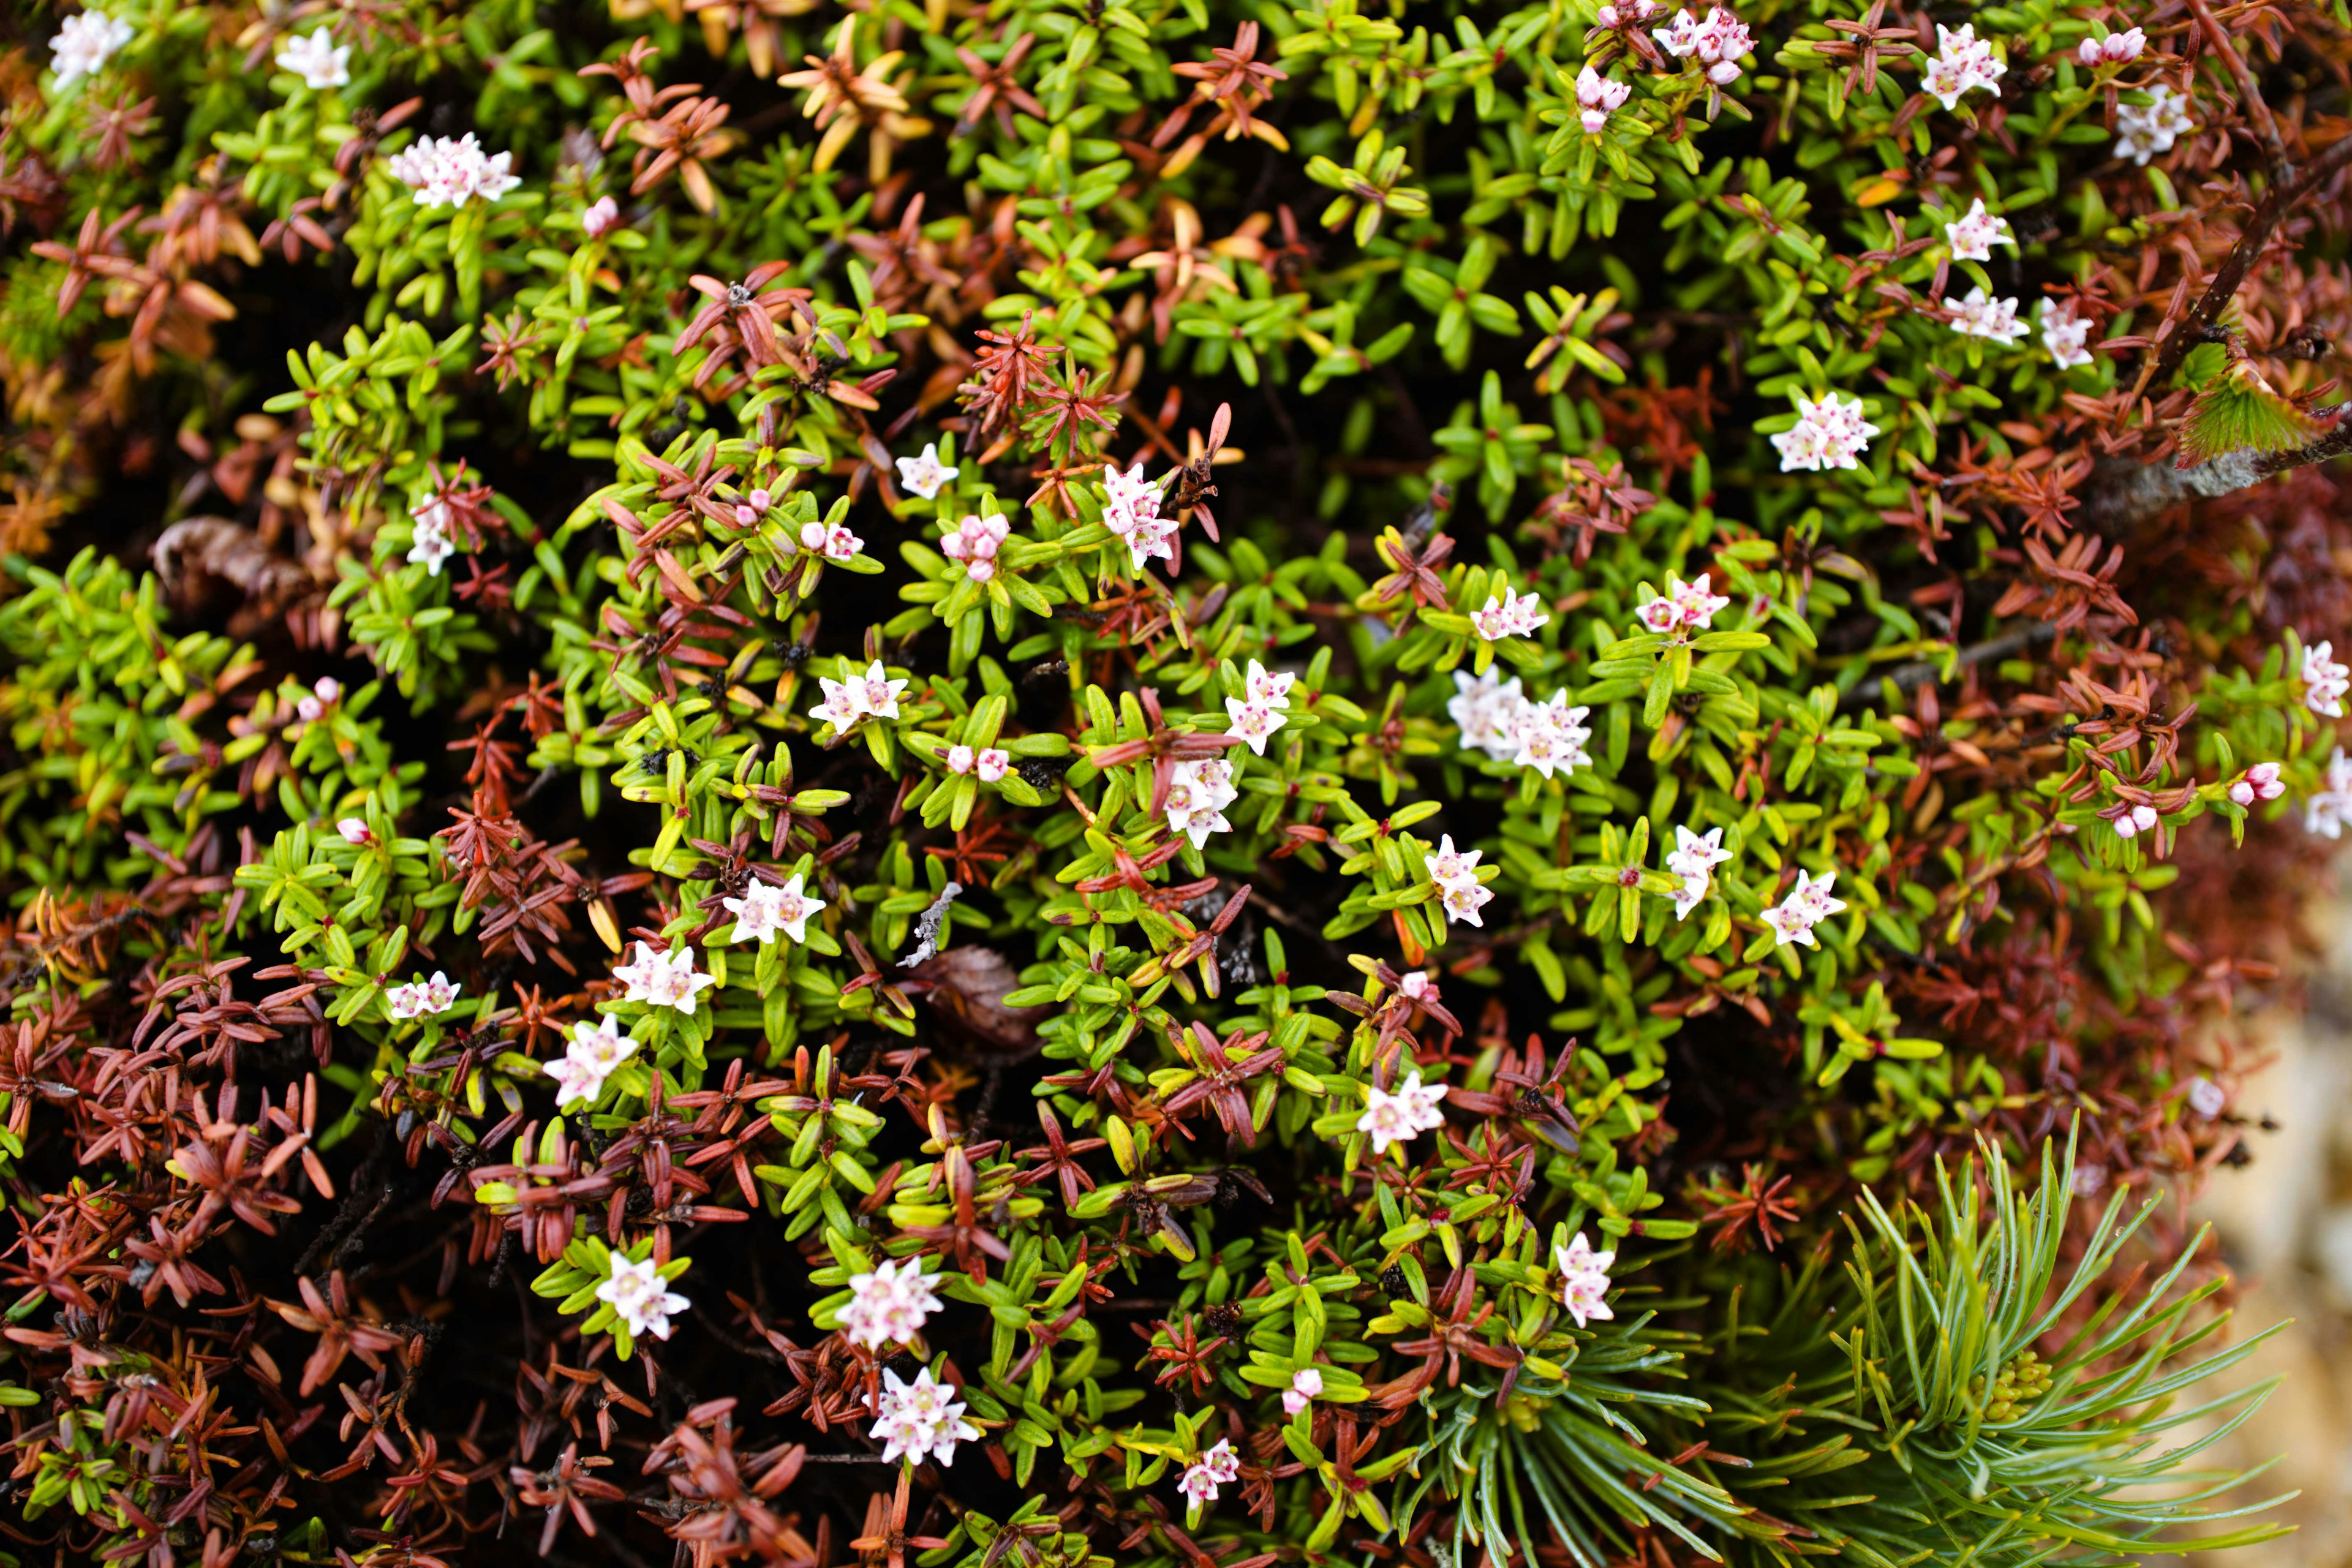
{"left": 0, "top": 0, "right": 2337, "bottom": 1564}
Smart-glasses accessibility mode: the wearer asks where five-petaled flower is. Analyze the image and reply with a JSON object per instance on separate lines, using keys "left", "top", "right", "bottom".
{"left": 1554, "top": 1231, "right": 1616, "bottom": 1328}
{"left": 869, "top": 1367, "right": 982, "bottom": 1468}
{"left": 597, "top": 1251, "right": 688, "bottom": 1342}
{"left": 1357, "top": 1071, "right": 1448, "bottom": 1154}
{"left": 548, "top": 1014, "right": 640, "bottom": 1109}
{"left": 895, "top": 442, "right": 959, "bottom": 500}
{"left": 610, "top": 942, "right": 718, "bottom": 1015}
{"left": 722, "top": 874, "right": 823, "bottom": 944}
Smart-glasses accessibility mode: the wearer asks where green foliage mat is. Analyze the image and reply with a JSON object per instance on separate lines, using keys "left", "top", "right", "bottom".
{"left": 0, "top": 0, "right": 2337, "bottom": 1563}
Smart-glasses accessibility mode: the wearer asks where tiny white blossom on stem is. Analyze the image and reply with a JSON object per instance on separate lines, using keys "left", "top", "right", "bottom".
{"left": 1762, "top": 870, "right": 1844, "bottom": 948}
{"left": 1554, "top": 1231, "right": 1616, "bottom": 1328}
{"left": 723, "top": 873, "right": 823, "bottom": 945}
{"left": 1575, "top": 65, "right": 1631, "bottom": 131}
{"left": 1101, "top": 463, "right": 1177, "bottom": 571}
{"left": 1653, "top": 6, "right": 1751, "bottom": 84}
{"left": 296, "top": 676, "right": 341, "bottom": 722}
{"left": 1945, "top": 288, "right": 2031, "bottom": 345}
{"left": 1356, "top": 1072, "right": 1448, "bottom": 1154}
{"left": 2109, "top": 803, "right": 2159, "bottom": 841}
{"left": 1448, "top": 669, "right": 1526, "bottom": 761}
{"left": 1282, "top": 1366, "right": 1324, "bottom": 1415}
{"left": 2114, "top": 86, "right": 2195, "bottom": 165}
{"left": 1942, "top": 198, "right": 2014, "bottom": 262}
{"left": 49, "top": 9, "right": 133, "bottom": 91}
{"left": 2307, "top": 748, "right": 2352, "bottom": 837}
{"left": 407, "top": 516, "right": 455, "bottom": 575}
{"left": 2230, "top": 763, "right": 2286, "bottom": 808}
{"left": 275, "top": 29, "right": 350, "bottom": 89}
{"left": 582, "top": 195, "right": 621, "bottom": 238}
{"left": 839, "top": 1256, "right": 944, "bottom": 1349}
{"left": 1471, "top": 587, "right": 1549, "bottom": 641}
{"left": 870, "top": 1368, "right": 982, "bottom": 1468}
{"left": 2305, "top": 641, "right": 2350, "bottom": 717}
{"left": 1920, "top": 23, "right": 2005, "bottom": 111}
{"left": 1509, "top": 692, "right": 1594, "bottom": 779}
{"left": 1162, "top": 757, "right": 1239, "bottom": 850}
{"left": 385, "top": 971, "right": 460, "bottom": 1020}
{"left": 895, "top": 443, "right": 959, "bottom": 500}
{"left": 610, "top": 942, "right": 718, "bottom": 1016}
{"left": 597, "top": 1252, "right": 688, "bottom": 1342}
{"left": 1225, "top": 698, "right": 1286, "bottom": 755}
{"left": 2187, "top": 1077, "right": 2226, "bottom": 1117}
{"left": 2040, "top": 300, "right": 2095, "bottom": 369}
{"left": 1771, "top": 393, "right": 1879, "bottom": 472}
{"left": 1665, "top": 825, "right": 1732, "bottom": 920}
{"left": 940, "top": 511, "right": 1009, "bottom": 581}
{"left": 386, "top": 133, "right": 522, "bottom": 208}
{"left": 337, "top": 817, "right": 374, "bottom": 845}
{"left": 1178, "top": 1439, "right": 1241, "bottom": 1506}
{"left": 2078, "top": 28, "right": 2145, "bottom": 64}
{"left": 547, "top": 1014, "right": 639, "bottom": 1109}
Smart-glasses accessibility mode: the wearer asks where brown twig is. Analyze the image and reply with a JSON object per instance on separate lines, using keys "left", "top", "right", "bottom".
{"left": 2135, "top": 132, "right": 2352, "bottom": 398}
{"left": 1838, "top": 624, "right": 2062, "bottom": 712}
{"left": 2185, "top": 0, "right": 2290, "bottom": 175}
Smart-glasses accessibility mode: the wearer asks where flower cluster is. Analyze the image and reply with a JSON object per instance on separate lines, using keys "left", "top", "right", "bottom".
{"left": 1447, "top": 671, "right": 1594, "bottom": 778}
{"left": 1163, "top": 756, "right": 1239, "bottom": 848}
{"left": 797, "top": 518, "right": 862, "bottom": 562}
{"left": 838, "top": 1256, "right": 944, "bottom": 1349}
{"left": 809, "top": 660, "right": 910, "bottom": 733}
{"left": 1632, "top": 572, "right": 1730, "bottom": 637}
{"left": 944, "top": 742, "right": 1011, "bottom": 780}
{"left": 869, "top": 1368, "right": 981, "bottom": 1468}
{"left": 1357, "top": 1071, "right": 1449, "bottom": 1153}
{"left": 385, "top": 133, "right": 522, "bottom": 208}
{"left": 1760, "top": 870, "right": 1845, "bottom": 948}
{"left": 611, "top": 943, "right": 718, "bottom": 1014}
{"left": 1553, "top": 1231, "right": 1616, "bottom": 1329}
{"left": 2304, "top": 748, "right": 2352, "bottom": 838}
{"left": 48, "top": 9, "right": 132, "bottom": 91}
{"left": 1471, "top": 586, "right": 1550, "bottom": 642}
{"left": 2109, "top": 802, "right": 2160, "bottom": 841}
{"left": 2230, "top": 763, "right": 2286, "bottom": 809}
{"left": 1102, "top": 463, "right": 1177, "bottom": 571}
{"left": 1178, "top": 1440, "right": 1242, "bottom": 1506}
{"left": 295, "top": 676, "right": 341, "bottom": 722}
{"left": 1575, "top": 66, "right": 1632, "bottom": 132}
{"left": 274, "top": 29, "right": 350, "bottom": 90}
{"left": 2115, "top": 86, "right": 2196, "bottom": 165}
{"left": 1771, "top": 392, "right": 1880, "bottom": 472}
{"left": 940, "top": 511, "right": 1009, "bottom": 580}
{"left": 1664, "top": 825, "right": 1732, "bottom": 920}
{"left": 722, "top": 874, "right": 822, "bottom": 944}
{"left": 1281, "top": 1366, "right": 1324, "bottom": 1415}
{"left": 1653, "top": 7, "right": 1752, "bottom": 86}
{"left": 1945, "top": 288, "right": 2030, "bottom": 346}
{"left": 1921, "top": 23, "right": 2006, "bottom": 111}
{"left": 2304, "top": 641, "right": 2350, "bottom": 718}
{"left": 597, "top": 1252, "right": 688, "bottom": 1342}
{"left": 548, "top": 1016, "right": 639, "bottom": 1108}
{"left": 895, "top": 442, "right": 959, "bottom": 500}
{"left": 384, "top": 970, "right": 460, "bottom": 1019}
{"left": 1427, "top": 833, "right": 1492, "bottom": 927}
{"left": 1943, "top": 198, "right": 2015, "bottom": 262}
{"left": 2041, "top": 301, "right": 2095, "bottom": 369}
{"left": 408, "top": 499, "right": 457, "bottom": 575}
{"left": 2077, "top": 28, "right": 2146, "bottom": 65}
{"left": 1224, "top": 658, "right": 1296, "bottom": 755}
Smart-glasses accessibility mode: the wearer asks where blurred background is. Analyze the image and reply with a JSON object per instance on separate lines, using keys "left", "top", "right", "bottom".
{"left": 2188, "top": 877, "right": 2352, "bottom": 1567}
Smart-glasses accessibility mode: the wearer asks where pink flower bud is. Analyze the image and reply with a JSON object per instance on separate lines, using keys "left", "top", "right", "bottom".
{"left": 1597, "top": 4, "right": 1619, "bottom": 23}
{"left": 2230, "top": 778, "right": 2255, "bottom": 807}
{"left": 583, "top": 196, "right": 620, "bottom": 238}
{"left": 799, "top": 522, "right": 827, "bottom": 552}
{"left": 946, "top": 745, "right": 976, "bottom": 775}
{"left": 748, "top": 488, "right": 771, "bottom": 510}
{"left": 968, "top": 558, "right": 996, "bottom": 582}
{"left": 2077, "top": 37, "right": 2103, "bottom": 65}
{"left": 337, "top": 818, "right": 374, "bottom": 845}
{"left": 734, "top": 504, "right": 760, "bottom": 527}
